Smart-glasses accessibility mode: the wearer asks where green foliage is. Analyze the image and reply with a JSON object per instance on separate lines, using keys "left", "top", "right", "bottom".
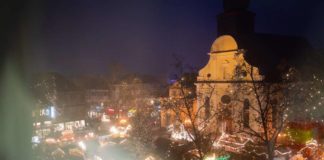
{"left": 287, "top": 128, "right": 314, "bottom": 144}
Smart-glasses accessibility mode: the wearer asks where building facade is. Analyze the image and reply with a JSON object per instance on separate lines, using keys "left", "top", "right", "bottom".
{"left": 160, "top": 73, "right": 197, "bottom": 128}
{"left": 31, "top": 73, "right": 88, "bottom": 138}
{"left": 196, "top": 35, "right": 262, "bottom": 134}
{"left": 196, "top": 0, "right": 317, "bottom": 138}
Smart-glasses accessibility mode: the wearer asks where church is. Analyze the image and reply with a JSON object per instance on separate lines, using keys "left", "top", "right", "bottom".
{"left": 196, "top": 0, "right": 315, "bottom": 134}
{"left": 160, "top": 0, "right": 324, "bottom": 145}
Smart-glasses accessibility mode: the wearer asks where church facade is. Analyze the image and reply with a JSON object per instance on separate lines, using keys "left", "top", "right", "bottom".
{"left": 196, "top": 35, "right": 263, "bottom": 134}
{"left": 196, "top": 0, "right": 316, "bottom": 137}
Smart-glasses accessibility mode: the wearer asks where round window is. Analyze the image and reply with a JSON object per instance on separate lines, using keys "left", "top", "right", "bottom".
{"left": 221, "top": 95, "right": 231, "bottom": 104}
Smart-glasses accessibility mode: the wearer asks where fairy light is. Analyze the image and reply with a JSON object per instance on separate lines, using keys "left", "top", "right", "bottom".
{"left": 179, "top": 74, "right": 324, "bottom": 159}
{"left": 288, "top": 139, "right": 324, "bottom": 159}
{"left": 168, "top": 124, "right": 193, "bottom": 142}
{"left": 274, "top": 150, "right": 292, "bottom": 156}
{"left": 253, "top": 151, "right": 268, "bottom": 158}
{"left": 213, "top": 131, "right": 226, "bottom": 148}
{"left": 212, "top": 123, "right": 292, "bottom": 158}
{"left": 217, "top": 134, "right": 254, "bottom": 147}
{"left": 213, "top": 122, "right": 227, "bottom": 148}
{"left": 245, "top": 149, "right": 292, "bottom": 158}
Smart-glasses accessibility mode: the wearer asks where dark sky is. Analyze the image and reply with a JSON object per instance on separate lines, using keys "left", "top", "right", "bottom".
{"left": 25, "top": 0, "right": 324, "bottom": 77}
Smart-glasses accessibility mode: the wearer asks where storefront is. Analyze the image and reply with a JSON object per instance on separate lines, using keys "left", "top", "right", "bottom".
{"left": 33, "top": 120, "right": 86, "bottom": 138}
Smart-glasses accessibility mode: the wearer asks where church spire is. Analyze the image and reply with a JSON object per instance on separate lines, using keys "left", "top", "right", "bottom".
{"left": 217, "top": 0, "right": 255, "bottom": 36}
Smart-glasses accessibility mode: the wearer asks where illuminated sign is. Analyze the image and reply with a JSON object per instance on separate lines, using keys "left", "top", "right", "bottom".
{"left": 39, "top": 106, "right": 56, "bottom": 119}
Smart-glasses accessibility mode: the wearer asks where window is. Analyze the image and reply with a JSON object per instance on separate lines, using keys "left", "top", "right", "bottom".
{"left": 166, "top": 113, "right": 171, "bottom": 126}
{"left": 171, "top": 90, "right": 177, "bottom": 97}
{"left": 243, "top": 99, "right": 250, "bottom": 128}
{"left": 204, "top": 97, "right": 211, "bottom": 119}
{"left": 221, "top": 95, "right": 231, "bottom": 104}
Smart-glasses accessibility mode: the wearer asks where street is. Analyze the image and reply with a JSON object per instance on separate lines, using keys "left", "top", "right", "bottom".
{"left": 96, "top": 142, "right": 136, "bottom": 160}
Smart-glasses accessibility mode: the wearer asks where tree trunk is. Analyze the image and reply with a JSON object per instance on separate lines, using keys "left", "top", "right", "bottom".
{"left": 266, "top": 141, "right": 275, "bottom": 160}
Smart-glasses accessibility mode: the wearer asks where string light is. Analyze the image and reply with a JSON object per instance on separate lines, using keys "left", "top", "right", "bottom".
{"left": 168, "top": 124, "right": 193, "bottom": 142}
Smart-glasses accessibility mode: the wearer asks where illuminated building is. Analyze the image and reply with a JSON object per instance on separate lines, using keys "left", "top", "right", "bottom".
{"left": 197, "top": 36, "right": 261, "bottom": 134}
{"left": 197, "top": 0, "right": 317, "bottom": 137}
{"left": 31, "top": 73, "right": 87, "bottom": 138}
{"left": 160, "top": 73, "right": 197, "bottom": 128}
{"left": 110, "top": 74, "right": 164, "bottom": 110}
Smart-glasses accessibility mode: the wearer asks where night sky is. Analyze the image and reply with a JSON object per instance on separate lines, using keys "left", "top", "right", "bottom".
{"left": 26, "top": 0, "right": 324, "bottom": 77}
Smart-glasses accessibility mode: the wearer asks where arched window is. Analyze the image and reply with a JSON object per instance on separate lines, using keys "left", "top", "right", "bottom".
{"left": 243, "top": 99, "right": 250, "bottom": 128}
{"left": 166, "top": 112, "right": 171, "bottom": 126}
{"left": 204, "top": 97, "right": 211, "bottom": 119}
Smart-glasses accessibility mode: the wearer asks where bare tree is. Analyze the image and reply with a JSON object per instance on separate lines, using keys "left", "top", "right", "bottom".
{"left": 230, "top": 65, "right": 285, "bottom": 159}
{"left": 161, "top": 56, "right": 225, "bottom": 160}
{"left": 161, "top": 78, "right": 223, "bottom": 159}
{"left": 231, "top": 63, "right": 324, "bottom": 159}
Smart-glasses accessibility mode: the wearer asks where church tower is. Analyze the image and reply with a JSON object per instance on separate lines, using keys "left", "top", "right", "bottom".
{"left": 217, "top": 0, "right": 255, "bottom": 36}
{"left": 196, "top": 0, "right": 262, "bottom": 134}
